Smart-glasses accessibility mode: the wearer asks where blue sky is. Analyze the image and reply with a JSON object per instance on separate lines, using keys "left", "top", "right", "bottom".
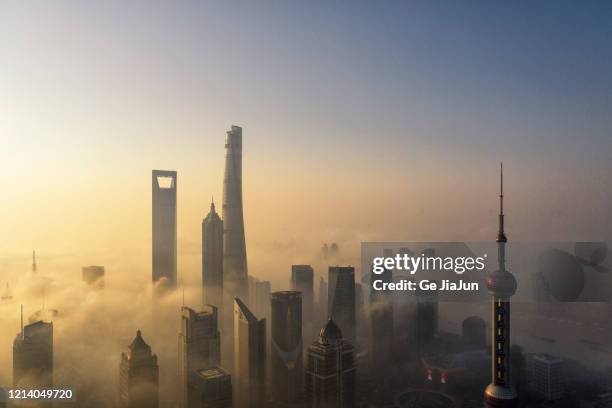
{"left": 1, "top": 1, "right": 611, "bottom": 260}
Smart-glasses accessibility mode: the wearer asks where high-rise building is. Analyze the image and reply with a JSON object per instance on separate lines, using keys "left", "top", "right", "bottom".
{"left": 32, "top": 250, "right": 37, "bottom": 273}
{"left": 82, "top": 265, "right": 105, "bottom": 288}
{"left": 328, "top": 267, "right": 356, "bottom": 344}
{"left": 291, "top": 265, "right": 314, "bottom": 343}
{"left": 462, "top": 316, "right": 486, "bottom": 350}
{"left": 119, "top": 330, "right": 159, "bottom": 408}
{"left": 528, "top": 353, "right": 565, "bottom": 401}
{"left": 233, "top": 298, "right": 266, "bottom": 408}
{"left": 416, "top": 284, "right": 438, "bottom": 351}
{"left": 203, "top": 200, "right": 224, "bottom": 313}
{"left": 318, "top": 277, "right": 328, "bottom": 322}
{"left": 270, "top": 291, "right": 303, "bottom": 404}
{"left": 13, "top": 315, "right": 53, "bottom": 388}
{"left": 152, "top": 169, "right": 177, "bottom": 290}
{"left": 370, "top": 249, "right": 394, "bottom": 365}
{"left": 179, "top": 306, "right": 221, "bottom": 408}
{"left": 189, "top": 366, "right": 233, "bottom": 408}
{"left": 251, "top": 280, "right": 271, "bottom": 323}
{"left": 484, "top": 164, "right": 518, "bottom": 408}
{"left": 305, "top": 319, "right": 356, "bottom": 408}
{"left": 223, "top": 125, "right": 249, "bottom": 304}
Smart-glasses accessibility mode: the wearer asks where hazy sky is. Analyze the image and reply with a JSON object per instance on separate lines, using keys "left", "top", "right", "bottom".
{"left": 1, "top": 1, "right": 611, "bottom": 285}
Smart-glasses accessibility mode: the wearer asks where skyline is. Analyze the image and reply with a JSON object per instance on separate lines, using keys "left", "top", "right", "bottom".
{"left": 1, "top": 1, "right": 612, "bottom": 289}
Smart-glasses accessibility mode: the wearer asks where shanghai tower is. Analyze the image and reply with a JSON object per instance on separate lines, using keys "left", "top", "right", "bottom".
{"left": 222, "top": 126, "right": 249, "bottom": 304}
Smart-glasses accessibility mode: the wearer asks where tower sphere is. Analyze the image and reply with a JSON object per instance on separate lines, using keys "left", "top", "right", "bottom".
{"left": 486, "top": 269, "right": 517, "bottom": 298}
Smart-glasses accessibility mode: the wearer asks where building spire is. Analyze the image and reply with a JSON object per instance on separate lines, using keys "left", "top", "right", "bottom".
{"left": 211, "top": 196, "right": 215, "bottom": 213}
{"left": 20, "top": 304, "right": 24, "bottom": 339}
{"left": 32, "top": 250, "right": 37, "bottom": 273}
{"left": 496, "top": 163, "right": 507, "bottom": 243}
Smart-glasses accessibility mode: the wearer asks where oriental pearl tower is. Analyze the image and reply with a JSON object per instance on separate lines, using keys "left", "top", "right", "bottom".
{"left": 484, "top": 163, "right": 518, "bottom": 408}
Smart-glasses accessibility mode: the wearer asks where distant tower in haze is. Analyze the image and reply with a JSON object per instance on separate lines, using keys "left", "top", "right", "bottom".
{"left": 328, "top": 267, "right": 356, "bottom": 344}
{"left": 484, "top": 164, "right": 518, "bottom": 408}
{"left": 82, "top": 265, "right": 105, "bottom": 289}
{"left": 119, "top": 330, "right": 159, "bottom": 408}
{"left": 13, "top": 309, "right": 53, "bottom": 388}
{"left": 203, "top": 199, "right": 224, "bottom": 313}
{"left": 370, "top": 249, "right": 394, "bottom": 365}
{"left": 270, "top": 291, "right": 303, "bottom": 404}
{"left": 152, "top": 170, "right": 177, "bottom": 290}
{"left": 179, "top": 306, "right": 221, "bottom": 408}
{"left": 416, "top": 285, "right": 439, "bottom": 351}
{"left": 32, "top": 250, "right": 37, "bottom": 273}
{"left": 291, "top": 265, "right": 314, "bottom": 343}
{"left": 305, "top": 319, "right": 356, "bottom": 408}
{"left": 223, "top": 125, "right": 249, "bottom": 305}
{"left": 233, "top": 298, "right": 266, "bottom": 408}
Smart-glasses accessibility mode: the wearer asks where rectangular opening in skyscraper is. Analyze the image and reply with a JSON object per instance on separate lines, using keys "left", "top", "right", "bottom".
{"left": 156, "top": 176, "right": 175, "bottom": 189}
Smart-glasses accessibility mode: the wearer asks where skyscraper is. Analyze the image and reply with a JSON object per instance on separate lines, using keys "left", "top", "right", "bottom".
{"left": 270, "top": 291, "right": 303, "bottom": 404}
{"left": 203, "top": 200, "right": 224, "bottom": 313}
{"left": 13, "top": 314, "right": 53, "bottom": 388}
{"left": 291, "top": 265, "right": 314, "bottom": 343}
{"left": 82, "top": 265, "right": 105, "bottom": 288}
{"left": 484, "top": 164, "right": 518, "bottom": 408}
{"left": 305, "top": 319, "right": 356, "bottom": 408}
{"left": 119, "top": 330, "right": 159, "bottom": 408}
{"left": 31, "top": 250, "right": 37, "bottom": 273}
{"left": 223, "top": 125, "right": 249, "bottom": 304}
{"left": 233, "top": 298, "right": 266, "bottom": 408}
{"left": 328, "top": 267, "right": 356, "bottom": 344}
{"left": 318, "top": 277, "right": 328, "bottom": 322}
{"left": 189, "top": 367, "right": 233, "bottom": 408}
{"left": 152, "top": 170, "right": 177, "bottom": 290}
{"left": 416, "top": 284, "right": 438, "bottom": 352}
{"left": 252, "top": 280, "right": 271, "bottom": 323}
{"left": 179, "top": 306, "right": 221, "bottom": 408}
{"left": 370, "top": 249, "right": 393, "bottom": 365}
{"left": 528, "top": 353, "right": 565, "bottom": 401}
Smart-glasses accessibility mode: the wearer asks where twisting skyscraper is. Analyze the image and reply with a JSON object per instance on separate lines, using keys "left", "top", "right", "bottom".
{"left": 223, "top": 126, "right": 249, "bottom": 304}
{"left": 484, "top": 164, "right": 518, "bottom": 408}
{"left": 203, "top": 199, "right": 224, "bottom": 313}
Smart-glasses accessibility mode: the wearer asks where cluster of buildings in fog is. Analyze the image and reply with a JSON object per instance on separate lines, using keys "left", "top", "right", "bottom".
{"left": 4, "top": 131, "right": 612, "bottom": 408}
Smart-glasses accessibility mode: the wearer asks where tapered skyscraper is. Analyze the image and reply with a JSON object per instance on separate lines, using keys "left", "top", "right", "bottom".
{"left": 152, "top": 170, "right": 177, "bottom": 289}
{"left": 223, "top": 126, "right": 249, "bottom": 304}
{"left": 203, "top": 199, "right": 224, "bottom": 312}
{"left": 484, "top": 164, "right": 518, "bottom": 408}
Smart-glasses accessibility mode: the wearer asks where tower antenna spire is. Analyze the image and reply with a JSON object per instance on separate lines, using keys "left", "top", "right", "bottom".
{"left": 181, "top": 278, "right": 185, "bottom": 307}
{"left": 20, "top": 304, "right": 24, "bottom": 339}
{"left": 497, "top": 162, "right": 507, "bottom": 243}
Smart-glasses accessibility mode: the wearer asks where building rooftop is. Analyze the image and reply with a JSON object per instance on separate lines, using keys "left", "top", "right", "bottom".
{"left": 196, "top": 366, "right": 230, "bottom": 380}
